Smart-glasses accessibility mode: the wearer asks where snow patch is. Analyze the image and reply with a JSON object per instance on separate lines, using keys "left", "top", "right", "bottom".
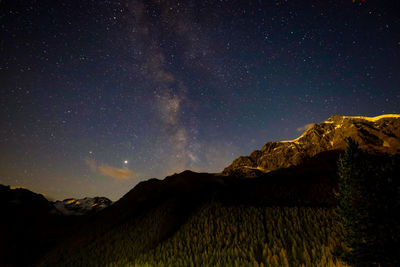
{"left": 54, "top": 197, "right": 112, "bottom": 215}
{"left": 328, "top": 114, "right": 400, "bottom": 123}
{"left": 280, "top": 132, "right": 306, "bottom": 144}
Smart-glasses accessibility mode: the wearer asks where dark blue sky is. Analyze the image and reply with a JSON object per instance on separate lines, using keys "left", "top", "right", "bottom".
{"left": 1, "top": 0, "right": 399, "bottom": 200}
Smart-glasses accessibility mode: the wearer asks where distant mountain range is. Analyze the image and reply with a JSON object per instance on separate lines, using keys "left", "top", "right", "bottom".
{"left": 54, "top": 197, "right": 112, "bottom": 215}
{"left": 1, "top": 114, "right": 399, "bottom": 266}
{"left": 223, "top": 114, "right": 400, "bottom": 177}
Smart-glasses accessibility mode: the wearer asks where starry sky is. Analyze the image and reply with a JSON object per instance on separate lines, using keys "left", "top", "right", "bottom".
{"left": 1, "top": 0, "right": 399, "bottom": 201}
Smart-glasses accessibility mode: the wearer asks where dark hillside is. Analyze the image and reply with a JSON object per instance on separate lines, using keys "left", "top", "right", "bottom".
{"left": 0, "top": 185, "right": 83, "bottom": 267}
{"left": 38, "top": 151, "right": 343, "bottom": 266}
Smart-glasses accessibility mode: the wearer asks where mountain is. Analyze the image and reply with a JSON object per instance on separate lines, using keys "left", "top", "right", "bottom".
{"left": 38, "top": 163, "right": 340, "bottom": 266}
{"left": 54, "top": 197, "right": 112, "bottom": 215}
{"left": 38, "top": 149, "right": 400, "bottom": 266}
{"left": 0, "top": 185, "right": 83, "bottom": 267}
{"left": 223, "top": 114, "right": 400, "bottom": 177}
{"left": 0, "top": 185, "right": 59, "bottom": 217}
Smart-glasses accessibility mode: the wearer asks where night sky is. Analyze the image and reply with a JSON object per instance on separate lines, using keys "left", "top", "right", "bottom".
{"left": 1, "top": 0, "right": 399, "bottom": 200}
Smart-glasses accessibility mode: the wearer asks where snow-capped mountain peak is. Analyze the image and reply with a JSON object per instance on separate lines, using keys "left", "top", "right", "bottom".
{"left": 53, "top": 197, "right": 112, "bottom": 215}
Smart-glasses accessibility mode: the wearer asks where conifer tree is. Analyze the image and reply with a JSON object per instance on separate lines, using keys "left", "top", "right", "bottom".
{"left": 337, "top": 138, "right": 400, "bottom": 266}
{"left": 337, "top": 138, "right": 374, "bottom": 266}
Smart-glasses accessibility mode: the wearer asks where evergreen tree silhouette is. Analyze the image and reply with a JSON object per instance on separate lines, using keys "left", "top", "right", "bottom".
{"left": 337, "top": 138, "right": 400, "bottom": 266}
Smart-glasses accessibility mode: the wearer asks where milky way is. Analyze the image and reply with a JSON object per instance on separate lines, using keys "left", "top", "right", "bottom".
{"left": 1, "top": 0, "right": 399, "bottom": 200}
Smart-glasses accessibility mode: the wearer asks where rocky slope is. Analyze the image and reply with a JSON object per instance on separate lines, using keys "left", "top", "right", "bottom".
{"left": 223, "top": 114, "right": 400, "bottom": 177}
{"left": 54, "top": 197, "right": 112, "bottom": 215}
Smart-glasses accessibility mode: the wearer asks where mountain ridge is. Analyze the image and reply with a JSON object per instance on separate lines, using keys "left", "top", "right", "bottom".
{"left": 53, "top": 197, "right": 113, "bottom": 215}
{"left": 223, "top": 114, "right": 400, "bottom": 177}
